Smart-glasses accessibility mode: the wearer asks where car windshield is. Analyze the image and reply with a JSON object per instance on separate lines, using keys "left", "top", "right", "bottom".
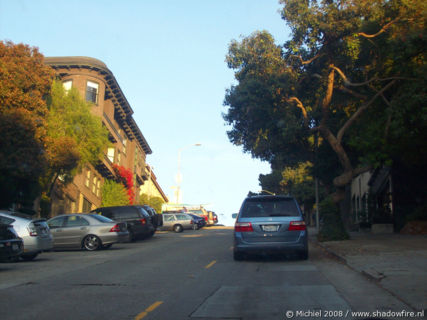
{"left": 240, "top": 198, "right": 299, "bottom": 218}
{"left": 89, "top": 214, "right": 114, "bottom": 223}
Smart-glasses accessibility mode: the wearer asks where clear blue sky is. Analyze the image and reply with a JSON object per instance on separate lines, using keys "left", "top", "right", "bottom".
{"left": 0, "top": 0, "right": 290, "bottom": 226}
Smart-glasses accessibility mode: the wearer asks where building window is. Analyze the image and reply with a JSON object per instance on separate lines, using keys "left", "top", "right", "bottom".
{"left": 86, "top": 81, "right": 99, "bottom": 104}
{"left": 96, "top": 180, "right": 101, "bottom": 197}
{"left": 92, "top": 176, "right": 97, "bottom": 193}
{"left": 82, "top": 197, "right": 92, "bottom": 213}
{"left": 85, "top": 170, "right": 91, "bottom": 188}
{"left": 123, "top": 138, "right": 127, "bottom": 155}
{"left": 107, "top": 147, "right": 115, "bottom": 163}
{"left": 63, "top": 80, "right": 72, "bottom": 92}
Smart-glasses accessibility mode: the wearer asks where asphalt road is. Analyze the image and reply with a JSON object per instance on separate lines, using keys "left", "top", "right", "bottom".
{"left": 0, "top": 228, "right": 412, "bottom": 320}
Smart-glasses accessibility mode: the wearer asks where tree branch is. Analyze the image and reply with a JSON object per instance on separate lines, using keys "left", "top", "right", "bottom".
{"left": 320, "top": 68, "right": 335, "bottom": 125}
{"left": 333, "top": 165, "right": 372, "bottom": 187}
{"left": 319, "top": 126, "right": 353, "bottom": 172}
{"left": 331, "top": 66, "right": 378, "bottom": 87}
{"left": 331, "top": 65, "right": 415, "bottom": 87}
{"left": 337, "top": 80, "right": 396, "bottom": 144}
{"left": 286, "top": 97, "right": 308, "bottom": 125}
{"left": 289, "top": 53, "right": 323, "bottom": 65}
{"left": 357, "top": 18, "right": 399, "bottom": 38}
{"left": 337, "top": 85, "right": 368, "bottom": 100}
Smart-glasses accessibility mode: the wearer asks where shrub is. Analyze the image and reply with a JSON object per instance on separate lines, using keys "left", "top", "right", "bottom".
{"left": 101, "top": 179, "right": 129, "bottom": 207}
{"left": 317, "top": 197, "right": 349, "bottom": 242}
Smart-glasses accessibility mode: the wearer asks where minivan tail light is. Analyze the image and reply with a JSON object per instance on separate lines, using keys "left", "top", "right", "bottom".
{"left": 109, "top": 224, "right": 121, "bottom": 232}
{"left": 288, "top": 221, "right": 306, "bottom": 231}
{"left": 235, "top": 222, "right": 253, "bottom": 232}
{"left": 27, "top": 224, "right": 38, "bottom": 237}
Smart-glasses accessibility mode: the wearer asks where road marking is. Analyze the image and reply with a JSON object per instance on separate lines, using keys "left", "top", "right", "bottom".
{"left": 180, "top": 234, "right": 203, "bottom": 238}
{"left": 205, "top": 260, "right": 217, "bottom": 269}
{"left": 135, "top": 301, "right": 163, "bottom": 320}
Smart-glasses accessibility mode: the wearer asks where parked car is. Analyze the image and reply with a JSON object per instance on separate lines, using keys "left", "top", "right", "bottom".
{"left": 233, "top": 195, "right": 308, "bottom": 260}
{"left": 185, "top": 209, "right": 208, "bottom": 224}
{"left": 139, "top": 205, "right": 163, "bottom": 231}
{"left": 0, "top": 219, "right": 23, "bottom": 262}
{"left": 47, "top": 214, "right": 128, "bottom": 251}
{"left": 90, "top": 206, "right": 155, "bottom": 241}
{"left": 212, "top": 212, "right": 218, "bottom": 224}
{"left": 187, "top": 213, "right": 206, "bottom": 229}
{"left": 160, "top": 213, "right": 194, "bottom": 233}
{"left": 0, "top": 211, "right": 53, "bottom": 261}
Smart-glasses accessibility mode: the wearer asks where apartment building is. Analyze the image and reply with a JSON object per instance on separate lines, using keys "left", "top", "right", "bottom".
{"left": 44, "top": 56, "right": 166, "bottom": 215}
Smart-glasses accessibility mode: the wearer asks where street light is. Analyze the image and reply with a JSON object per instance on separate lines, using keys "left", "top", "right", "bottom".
{"left": 175, "top": 143, "right": 201, "bottom": 204}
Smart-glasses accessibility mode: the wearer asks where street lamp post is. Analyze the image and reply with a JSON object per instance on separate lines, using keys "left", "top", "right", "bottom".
{"left": 175, "top": 143, "right": 201, "bottom": 204}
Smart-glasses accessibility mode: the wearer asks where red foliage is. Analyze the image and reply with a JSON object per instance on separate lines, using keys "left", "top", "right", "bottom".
{"left": 112, "top": 164, "right": 135, "bottom": 204}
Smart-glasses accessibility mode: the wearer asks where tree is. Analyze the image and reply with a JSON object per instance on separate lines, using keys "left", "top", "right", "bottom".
{"left": 39, "top": 81, "right": 110, "bottom": 215}
{"left": 137, "top": 194, "right": 165, "bottom": 214}
{"left": 147, "top": 197, "right": 165, "bottom": 213}
{"left": 0, "top": 41, "right": 54, "bottom": 208}
{"left": 224, "top": 0, "right": 426, "bottom": 209}
{"left": 46, "top": 81, "right": 110, "bottom": 169}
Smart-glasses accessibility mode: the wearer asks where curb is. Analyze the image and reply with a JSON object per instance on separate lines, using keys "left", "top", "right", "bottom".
{"left": 309, "top": 238, "right": 419, "bottom": 312}
{"left": 309, "top": 238, "right": 347, "bottom": 265}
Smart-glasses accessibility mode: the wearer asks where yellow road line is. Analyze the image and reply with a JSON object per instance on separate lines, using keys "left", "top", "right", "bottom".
{"left": 205, "top": 260, "right": 217, "bottom": 269}
{"left": 135, "top": 301, "right": 163, "bottom": 320}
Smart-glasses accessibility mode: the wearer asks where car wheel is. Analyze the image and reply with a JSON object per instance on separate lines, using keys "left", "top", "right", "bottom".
{"left": 299, "top": 250, "right": 308, "bottom": 260}
{"left": 21, "top": 253, "right": 38, "bottom": 261}
{"left": 233, "top": 251, "right": 244, "bottom": 261}
{"left": 173, "top": 224, "right": 183, "bottom": 233}
{"left": 83, "top": 235, "right": 102, "bottom": 251}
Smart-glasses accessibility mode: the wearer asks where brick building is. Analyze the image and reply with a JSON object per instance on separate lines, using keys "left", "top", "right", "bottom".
{"left": 44, "top": 56, "right": 167, "bottom": 216}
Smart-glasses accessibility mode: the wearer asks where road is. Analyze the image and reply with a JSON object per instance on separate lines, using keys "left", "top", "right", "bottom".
{"left": 0, "top": 228, "right": 413, "bottom": 320}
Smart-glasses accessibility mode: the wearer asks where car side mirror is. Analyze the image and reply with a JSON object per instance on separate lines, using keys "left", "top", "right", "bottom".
{"left": 231, "top": 213, "right": 238, "bottom": 219}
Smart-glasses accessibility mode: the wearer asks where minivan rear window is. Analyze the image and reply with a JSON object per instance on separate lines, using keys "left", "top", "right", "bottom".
{"left": 240, "top": 197, "right": 300, "bottom": 217}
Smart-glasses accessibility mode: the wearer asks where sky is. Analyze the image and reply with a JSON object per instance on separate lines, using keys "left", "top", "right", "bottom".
{"left": 0, "top": 0, "right": 290, "bottom": 226}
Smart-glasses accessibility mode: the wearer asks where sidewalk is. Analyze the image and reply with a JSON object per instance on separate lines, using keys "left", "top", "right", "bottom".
{"left": 308, "top": 227, "right": 427, "bottom": 312}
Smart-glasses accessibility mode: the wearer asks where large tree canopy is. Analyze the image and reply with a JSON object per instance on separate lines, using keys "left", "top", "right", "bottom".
{"left": 0, "top": 41, "right": 54, "bottom": 208}
{"left": 224, "top": 0, "right": 426, "bottom": 203}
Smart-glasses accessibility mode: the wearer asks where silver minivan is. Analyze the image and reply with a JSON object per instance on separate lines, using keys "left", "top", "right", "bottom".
{"left": 0, "top": 211, "right": 53, "bottom": 261}
{"left": 233, "top": 195, "right": 308, "bottom": 260}
{"left": 161, "top": 213, "right": 194, "bottom": 233}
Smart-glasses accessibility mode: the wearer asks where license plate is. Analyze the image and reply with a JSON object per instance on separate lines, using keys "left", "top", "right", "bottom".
{"left": 262, "top": 225, "right": 279, "bottom": 232}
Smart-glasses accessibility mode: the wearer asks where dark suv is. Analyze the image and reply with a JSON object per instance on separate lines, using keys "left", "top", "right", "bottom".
{"left": 91, "top": 206, "right": 155, "bottom": 241}
{"left": 233, "top": 195, "right": 308, "bottom": 260}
